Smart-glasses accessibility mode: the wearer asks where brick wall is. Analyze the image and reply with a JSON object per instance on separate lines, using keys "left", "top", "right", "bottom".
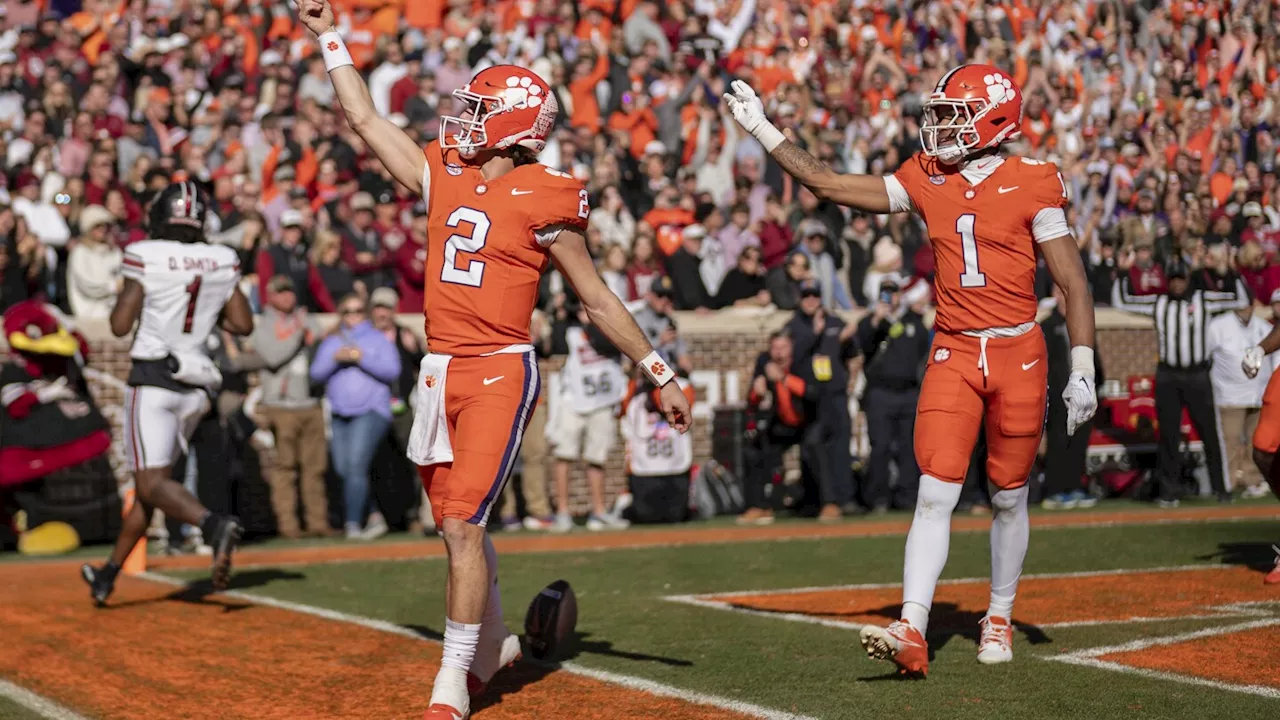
{"left": 1, "top": 309, "right": 1171, "bottom": 518}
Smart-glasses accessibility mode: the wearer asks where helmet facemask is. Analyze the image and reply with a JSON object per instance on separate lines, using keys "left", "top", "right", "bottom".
{"left": 439, "top": 89, "right": 502, "bottom": 158}
{"left": 919, "top": 98, "right": 988, "bottom": 165}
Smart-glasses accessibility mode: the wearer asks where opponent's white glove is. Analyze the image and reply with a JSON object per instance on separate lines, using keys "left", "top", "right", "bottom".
{"left": 722, "top": 80, "right": 785, "bottom": 151}
{"left": 1243, "top": 345, "right": 1265, "bottom": 379}
{"left": 1063, "top": 346, "right": 1098, "bottom": 436}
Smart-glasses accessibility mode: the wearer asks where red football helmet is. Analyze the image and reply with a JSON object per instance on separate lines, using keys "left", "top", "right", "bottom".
{"left": 439, "top": 65, "right": 558, "bottom": 158}
{"left": 919, "top": 64, "right": 1023, "bottom": 164}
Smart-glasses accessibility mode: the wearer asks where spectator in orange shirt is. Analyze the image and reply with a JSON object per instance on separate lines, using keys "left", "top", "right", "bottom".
{"left": 608, "top": 91, "right": 659, "bottom": 160}
{"left": 568, "top": 41, "right": 611, "bottom": 130}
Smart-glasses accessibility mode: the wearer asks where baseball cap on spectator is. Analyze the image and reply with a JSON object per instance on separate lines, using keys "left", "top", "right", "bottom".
{"left": 376, "top": 190, "right": 395, "bottom": 206}
{"left": 1087, "top": 161, "right": 1108, "bottom": 176}
{"left": 1194, "top": 99, "right": 1212, "bottom": 112}
{"left": 267, "top": 275, "right": 296, "bottom": 294}
{"left": 1244, "top": 202, "right": 1264, "bottom": 218}
{"left": 370, "top": 287, "right": 399, "bottom": 310}
{"left": 350, "top": 192, "right": 375, "bottom": 212}
{"left": 651, "top": 275, "right": 676, "bottom": 297}
{"left": 223, "top": 73, "right": 246, "bottom": 90}
{"left": 280, "top": 209, "right": 304, "bottom": 228}
{"left": 274, "top": 165, "right": 296, "bottom": 182}
{"left": 79, "top": 205, "right": 114, "bottom": 233}
{"left": 1137, "top": 188, "right": 1156, "bottom": 201}
{"left": 260, "top": 49, "right": 283, "bottom": 68}
{"left": 643, "top": 140, "right": 667, "bottom": 157}
{"left": 443, "top": 37, "right": 463, "bottom": 53}
{"left": 1233, "top": 178, "right": 1250, "bottom": 193}
{"left": 799, "top": 283, "right": 822, "bottom": 298}
{"left": 0, "top": 51, "right": 15, "bottom": 66}
{"left": 797, "top": 218, "right": 829, "bottom": 240}
{"left": 1131, "top": 234, "right": 1155, "bottom": 250}
{"left": 1099, "top": 137, "right": 1116, "bottom": 149}
{"left": 682, "top": 224, "right": 707, "bottom": 242}
{"left": 288, "top": 186, "right": 309, "bottom": 200}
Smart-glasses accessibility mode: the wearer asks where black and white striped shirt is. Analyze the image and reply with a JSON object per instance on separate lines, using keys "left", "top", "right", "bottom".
{"left": 1112, "top": 277, "right": 1249, "bottom": 369}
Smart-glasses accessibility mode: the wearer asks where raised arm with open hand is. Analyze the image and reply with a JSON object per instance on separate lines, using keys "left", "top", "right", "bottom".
{"left": 721, "top": 80, "right": 894, "bottom": 213}
{"left": 295, "top": 0, "right": 426, "bottom": 196}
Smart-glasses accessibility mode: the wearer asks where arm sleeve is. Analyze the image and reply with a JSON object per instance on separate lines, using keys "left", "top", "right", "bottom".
{"left": 1111, "top": 276, "right": 1157, "bottom": 315}
{"left": 1203, "top": 278, "right": 1250, "bottom": 313}
{"left": 883, "top": 175, "right": 915, "bottom": 214}
{"left": 255, "top": 251, "right": 274, "bottom": 302}
{"left": 530, "top": 177, "right": 590, "bottom": 247}
{"left": 121, "top": 249, "right": 146, "bottom": 281}
{"left": 1028, "top": 162, "right": 1070, "bottom": 243}
{"left": 309, "top": 336, "right": 340, "bottom": 383}
{"left": 357, "top": 334, "right": 402, "bottom": 383}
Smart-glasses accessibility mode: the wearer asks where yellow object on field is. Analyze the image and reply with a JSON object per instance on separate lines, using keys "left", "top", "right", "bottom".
{"left": 14, "top": 512, "right": 81, "bottom": 556}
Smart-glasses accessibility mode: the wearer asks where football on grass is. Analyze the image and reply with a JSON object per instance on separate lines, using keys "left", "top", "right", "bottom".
{"left": 524, "top": 579, "right": 577, "bottom": 660}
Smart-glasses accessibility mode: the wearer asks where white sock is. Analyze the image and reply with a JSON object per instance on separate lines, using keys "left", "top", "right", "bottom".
{"left": 470, "top": 535, "right": 509, "bottom": 683}
{"left": 987, "top": 483, "right": 1029, "bottom": 620}
{"left": 900, "top": 475, "right": 962, "bottom": 635}
{"left": 432, "top": 618, "right": 479, "bottom": 709}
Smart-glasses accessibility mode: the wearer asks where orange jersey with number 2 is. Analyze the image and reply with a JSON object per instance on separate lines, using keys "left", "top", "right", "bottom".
{"left": 422, "top": 140, "right": 589, "bottom": 356}
{"left": 893, "top": 153, "right": 1069, "bottom": 332}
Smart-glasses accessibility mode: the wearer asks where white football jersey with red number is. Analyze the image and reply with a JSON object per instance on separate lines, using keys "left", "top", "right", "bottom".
{"left": 122, "top": 240, "right": 241, "bottom": 361}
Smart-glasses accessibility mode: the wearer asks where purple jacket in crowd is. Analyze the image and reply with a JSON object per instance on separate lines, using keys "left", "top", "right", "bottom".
{"left": 310, "top": 321, "right": 401, "bottom": 419}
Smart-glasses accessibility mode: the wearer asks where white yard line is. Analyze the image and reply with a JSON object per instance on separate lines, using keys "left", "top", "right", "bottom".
{"left": 0, "top": 678, "right": 90, "bottom": 720}
{"left": 1041, "top": 617, "right": 1280, "bottom": 699}
{"left": 137, "top": 572, "right": 817, "bottom": 720}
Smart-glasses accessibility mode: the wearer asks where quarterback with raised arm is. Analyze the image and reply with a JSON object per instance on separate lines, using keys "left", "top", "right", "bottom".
{"left": 725, "top": 66, "right": 1097, "bottom": 677}
{"left": 295, "top": 1, "right": 692, "bottom": 717}
{"left": 1240, "top": 327, "right": 1280, "bottom": 585}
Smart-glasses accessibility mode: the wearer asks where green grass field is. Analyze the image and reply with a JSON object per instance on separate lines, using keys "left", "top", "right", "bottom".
{"left": 155, "top": 509, "right": 1280, "bottom": 719}
{"left": 3, "top": 502, "right": 1278, "bottom": 719}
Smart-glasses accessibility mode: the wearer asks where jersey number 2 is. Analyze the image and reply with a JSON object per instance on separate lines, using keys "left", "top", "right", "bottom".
{"left": 441, "top": 207, "right": 490, "bottom": 288}
{"left": 183, "top": 275, "right": 202, "bottom": 333}
{"left": 956, "top": 214, "right": 986, "bottom": 288}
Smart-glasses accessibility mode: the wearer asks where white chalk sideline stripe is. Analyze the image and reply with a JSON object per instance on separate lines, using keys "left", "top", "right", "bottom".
{"left": 0, "top": 678, "right": 91, "bottom": 720}
{"left": 137, "top": 572, "right": 817, "bottom": 720}
{"left": 1041, "top": 617, "right": 1280, "bottom": 699}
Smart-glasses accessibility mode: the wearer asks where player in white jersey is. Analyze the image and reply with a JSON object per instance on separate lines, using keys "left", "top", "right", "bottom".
{"left": 81, "top": 182, "right": 255, "bottom": 605}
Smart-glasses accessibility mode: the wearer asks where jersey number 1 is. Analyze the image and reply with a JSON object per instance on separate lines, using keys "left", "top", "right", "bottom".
{"left": 956, "top": 214, "right": 986, "bottom": 288}
{"left": 183, "top": 275, "right": 202, "bottom": 333}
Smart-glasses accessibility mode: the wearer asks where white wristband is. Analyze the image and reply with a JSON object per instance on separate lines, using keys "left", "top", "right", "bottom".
{"left": 639, "top": 351, "right": 676, "bottom": 387}
{"left": 754, "top": 121, "right": 786, "bottom": 153}
{"left": 1070, "top": 346, "right": 1095, "bottom": 379}
{"left": 318, "top": 31, "right": 354, "bottom": 72}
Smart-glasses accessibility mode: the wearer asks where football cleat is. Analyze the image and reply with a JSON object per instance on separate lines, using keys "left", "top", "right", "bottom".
{"left": 467, "top": 632, "right": 523, "bottom": 698}
{"left": 206, "top": 514, "right": 244, "bottom": 591}
{"left": 423, "top": 703, "right": 467, "bottom": 720}
{"left": 1265, "top": 545, "right": 1280, "bottom": 586}
{"left": 976, "top": 615, "right": 1014, "bottom": 664}
{"left": 80, "top": 563, "right": 118, "bottom": 607}
{"left": 860, "top": 620, "right": 929, "bottom": 678}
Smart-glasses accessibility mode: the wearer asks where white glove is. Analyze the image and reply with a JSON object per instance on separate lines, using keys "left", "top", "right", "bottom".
{"left": 34, "top": 377, "right": 76, "bottom": 404}
{"left": 1243, "top": 345, "right": 1265, "bottom": 379}
{"left": 1062, "top": 346, "right": 1097, "bottom": 436}
{"left": 722, "top": 80, "right": 785, "bottom": 151}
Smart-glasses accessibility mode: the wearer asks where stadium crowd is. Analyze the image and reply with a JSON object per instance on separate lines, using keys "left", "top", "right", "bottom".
{"left": 2, "top": 0, "right": 1280, "bottom": 539}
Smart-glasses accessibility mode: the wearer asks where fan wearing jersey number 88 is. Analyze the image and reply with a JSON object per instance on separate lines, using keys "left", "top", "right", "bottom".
{"left": 550, "top": 315, "right": 629, "bottom": 532}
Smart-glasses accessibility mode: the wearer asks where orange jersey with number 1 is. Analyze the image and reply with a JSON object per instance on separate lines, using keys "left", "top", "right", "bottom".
{"left": 422, "top": 140, "right": 589, "bottom": 356}
{"left": 893, "top": 153, "right": 1068, "bottom": 332}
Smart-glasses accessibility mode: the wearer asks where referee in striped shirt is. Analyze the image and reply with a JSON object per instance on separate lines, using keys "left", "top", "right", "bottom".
{"left": 1112, "top": 259, "right": 1248, "bottom": 505}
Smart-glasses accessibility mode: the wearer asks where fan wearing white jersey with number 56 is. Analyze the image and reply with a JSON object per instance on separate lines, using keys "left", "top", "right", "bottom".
{"left": 549, "top": 310, "right": 629, "bottom": 533}
{"left": 80, "top": 181, "right": 256, "bottom": 608}
{"left": 723, "top": 64, "right": 1098, "bottom": 677}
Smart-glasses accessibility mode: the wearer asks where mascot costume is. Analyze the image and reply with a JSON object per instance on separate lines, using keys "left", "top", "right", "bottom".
{"left": 0, "top": 301, "right": 116, "bottom": 554}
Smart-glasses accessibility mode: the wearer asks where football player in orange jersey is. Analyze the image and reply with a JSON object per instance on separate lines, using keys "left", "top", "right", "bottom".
{"left": 726, "top": 65, "right": 1098, "bottom": 676}
{"left": 1240, "top": 332, "right": 1280, "bottom": 585}
{"left": 297, "top": 2, "right": 692, "bottom": 718}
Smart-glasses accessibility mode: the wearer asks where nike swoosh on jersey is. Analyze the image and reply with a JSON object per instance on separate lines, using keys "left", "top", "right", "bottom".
{"left": 1021, "top": 360, "right": 1040, "bottom": 370}
{"left": 997, "top": 186, "right": 1020, "bottom": 194}
{"left": 483, "top": 375, "right": 505, "bottom": 385}
{"left": 511, "top": 189, "right": 534, "bottom": 196}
